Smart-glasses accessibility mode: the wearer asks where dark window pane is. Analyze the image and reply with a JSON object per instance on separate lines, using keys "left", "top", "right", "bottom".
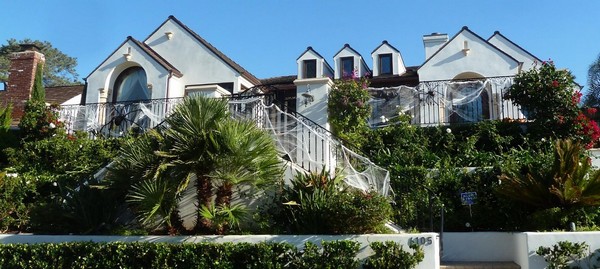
{"left": 113, "top": 66, "right": 150, "bottom": 102}
{"left": 341, "top": 57, "right": 354, "bottom": 78}
{"left": 379, "top": 54, "right": 393, "bottom": 75}
{"left": 303, "top": 60, "right": 316, "bottom": 78}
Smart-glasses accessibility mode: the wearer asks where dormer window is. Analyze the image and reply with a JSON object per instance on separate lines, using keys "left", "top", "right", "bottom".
{"left": 303, "top": 59, "right": 317, "bottom": 79}
{"left": 379, "top": 54, "right": 393, "bottom": 75}
{"left": 341, "top": 57, "right": 354, "bottom": 78}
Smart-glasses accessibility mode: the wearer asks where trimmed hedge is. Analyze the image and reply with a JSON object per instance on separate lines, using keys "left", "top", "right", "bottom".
{"left": 0, "top": 240, "right": 423, "bottom": 269}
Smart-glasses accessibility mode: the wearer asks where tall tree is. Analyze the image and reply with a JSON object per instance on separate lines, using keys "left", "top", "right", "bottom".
{"left": 584, "top": 54, "right": 600, "bottom": 107}
{"left": 0, "top": 39, "right": 79, "bottom": 87}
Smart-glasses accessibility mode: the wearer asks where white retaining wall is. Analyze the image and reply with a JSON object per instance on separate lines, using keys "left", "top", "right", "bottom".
{"left": 443, "top": 232, "right": 600, "bottom": 269}
{"left": 0, "top": 233, "right": 440, "bottom": 269}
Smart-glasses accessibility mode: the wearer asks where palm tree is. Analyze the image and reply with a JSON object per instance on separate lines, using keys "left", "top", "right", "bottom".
{"left": 497, "top": 139, "right": 600, "bottom": 209}
{"left": 108, "top": 96, "right": 283, "bottom": 234}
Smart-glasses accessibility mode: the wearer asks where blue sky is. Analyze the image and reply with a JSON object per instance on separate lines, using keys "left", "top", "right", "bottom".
{"left": 2, "top": 1, "right": 599, "bottom": 90}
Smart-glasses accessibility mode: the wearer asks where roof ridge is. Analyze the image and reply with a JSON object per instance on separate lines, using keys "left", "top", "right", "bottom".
{"left": 128, "top": 37, "right": 183, "bottom": 77}
{"left": 488, "top": 31, "right": 542, "bottom": 63}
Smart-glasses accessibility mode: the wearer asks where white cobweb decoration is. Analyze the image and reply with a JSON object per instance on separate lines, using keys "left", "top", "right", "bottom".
{"left": 228, "top": 98, "right": 391, "bottom": 196}
{"left": 368, "top": 77, "right": 520, "bottom": 126}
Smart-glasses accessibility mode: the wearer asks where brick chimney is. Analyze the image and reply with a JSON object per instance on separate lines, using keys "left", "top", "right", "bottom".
{"left": 0, "top": 44, "right": 45, "bottom": 123}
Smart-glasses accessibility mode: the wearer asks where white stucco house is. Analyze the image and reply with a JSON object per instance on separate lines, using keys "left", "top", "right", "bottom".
{"left": 291, "top": 26, "right": 542, "bottom": 127}
{"left": 53, "top": 16, "right": 548, "bottom": 133}
{"left": 83, "top": 15, "right": 261, "bottom": 106}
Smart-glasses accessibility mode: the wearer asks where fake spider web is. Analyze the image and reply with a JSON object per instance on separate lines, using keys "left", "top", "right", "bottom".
{"left": 368, "top": 77, "right": 520, "bottom": 126}
{"left": 228, "top": 98, "right": 391, "bottom": 196}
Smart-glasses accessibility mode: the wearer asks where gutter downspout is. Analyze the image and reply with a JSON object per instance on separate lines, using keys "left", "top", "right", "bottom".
{"left": 80, "top": 78, "right": 88, "bottom": 105}
{"left": 165, "top": 71, "right": 173, "bottom": 115}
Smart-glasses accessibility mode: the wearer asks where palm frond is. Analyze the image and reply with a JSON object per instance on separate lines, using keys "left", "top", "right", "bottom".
{"left": 127, "top": 179, "right": 178, "bottom": 229}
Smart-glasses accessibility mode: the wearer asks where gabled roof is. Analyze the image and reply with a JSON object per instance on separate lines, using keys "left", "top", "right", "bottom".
{"left": 146, "top": 15, "right": 261, "bottom": 85}
{"left": 334, "top": 43, "right": 362, "bottom": 58}
{"left": 129, "top": 37, "right": 183, "bottom": 77}
{"left": 296, "top": 46, "right": 334, "bottom": 75}
{"left": 487, "top": 31, "right": 542, "bottom": 63}
{"left": 334, "top": 44, "right": 371, "bottom": 73}
{"left": 46, "top": 85, "right": 84, "bottom": 105}
{"left": 297, "top": 46, "right": 326, "bottom": 60}
{"left": 371, "top": 40, "right": 400, "bottom": 54}
{"left": 86, "top": 36, "right": 183, "bottom": 79}
{"left": 418, "top": 26, "right": 521, "bottom": 71}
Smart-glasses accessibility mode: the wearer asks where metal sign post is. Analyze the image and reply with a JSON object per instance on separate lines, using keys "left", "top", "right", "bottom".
{"left": 460, "top": 192, "right": 477, "bottom": 231}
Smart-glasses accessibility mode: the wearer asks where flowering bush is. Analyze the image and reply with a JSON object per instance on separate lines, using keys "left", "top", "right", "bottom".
{"left": 506, "top": 60, "right": 600, "bottom": 147}
{"left": 328, "top": 75, "right": 371, "bottom": 147}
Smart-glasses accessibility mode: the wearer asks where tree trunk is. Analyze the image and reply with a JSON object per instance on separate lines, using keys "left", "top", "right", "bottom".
{"left": 168, "top": 208, "right": 186, "bottom": 235}
{"left": 215, "top": 182, "right": 234, "bottom": 208}
{"left": 195, "top": 174, "right": 213, "bottom": 233}
{"left": 214, "top": 182, "right": 234, "bottom": 235}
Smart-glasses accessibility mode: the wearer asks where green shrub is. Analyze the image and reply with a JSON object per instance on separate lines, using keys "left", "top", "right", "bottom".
{"left": 328, "top": 77, "right": 372, "bottom": 148}
{"left": 0, "top": 171, "right": 32, "bottom": 232}
{"left": 2, "top": 133, "right": 124, "bottom": 233}
{"left": 537, "top": 241, "right": 589, "bottom": 269}
{"left": 0, "top": 241, "right": 369, "bottom": 269}
{"left": 262, "top": 169, "right": 392, "bottom": 234}
{"left": 364, "top": 241, "right": 424, "bottom": 269}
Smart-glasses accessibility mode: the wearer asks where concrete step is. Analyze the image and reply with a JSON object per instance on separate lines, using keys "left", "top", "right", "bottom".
{"left": 440, "top": 261, "right": 520, "bottom": 269}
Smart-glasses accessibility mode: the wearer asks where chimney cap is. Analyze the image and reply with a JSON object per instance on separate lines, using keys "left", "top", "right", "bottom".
{"left": 19, "top": 44, "right": 42, "bottom": 52}
{"left": 424, "top": 32, "right": 447, "bottom": 37}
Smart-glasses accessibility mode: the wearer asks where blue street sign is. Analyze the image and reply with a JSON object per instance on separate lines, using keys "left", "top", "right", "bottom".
{"left": 461, "top": 192, "right": 477, "bottom": 205}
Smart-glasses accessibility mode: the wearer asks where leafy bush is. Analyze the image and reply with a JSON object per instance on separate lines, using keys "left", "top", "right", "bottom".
{"left": 0, "top": 171, "right": 32, "bottom": 232}
{"left": 2, "top": 132, "right": 123, "bottom": 233}
{"left": 364, "top": 241, "right": 424, "bottom": 269}
{"left": 537, "top": 241, "right": 589, "bottom": 269}
{"left": 262, "top": 169, "right": 392, "bottom": 234}
{"left": 0, "top": 104, "right": 17, "bottom": 167}
{"left": 328, "top": 77, "right": 372, "bottom": 147}
{"left": 506, "top": 60, "right": 600, "bottom": 147}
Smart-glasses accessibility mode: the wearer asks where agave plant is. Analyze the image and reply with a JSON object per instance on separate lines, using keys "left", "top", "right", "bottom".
{"left": 497, "top": 139, "right": 600, "bottom": 209}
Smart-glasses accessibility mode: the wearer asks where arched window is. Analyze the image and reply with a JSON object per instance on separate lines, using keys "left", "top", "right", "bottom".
{"left": 112, "top": 66, "right": 150, "bottom": 103}
{"left": 448, "top": 72, "right": 491, "bottom": 123}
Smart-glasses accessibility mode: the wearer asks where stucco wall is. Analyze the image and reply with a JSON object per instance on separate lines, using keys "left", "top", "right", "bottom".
{"left": 443, "top": 232, "right": 600, "bottom": 269}
{"left": 297, "top": 49, "right": 325, "bottom": 79}
{"left": 144, "top": 19, "right": 246, "bottom": 93}
{"left": 372, "top": 43, "right": 406, "bottom": 76}
{"left": 418, "top": 30, "right": 520, "bottom": 81}
{"left": 488, "top": 34, "right": 539, "bottom": 71}
{"left": 86, "top": 40, "right": 170, "bottom": 104}
{"left": 334, "top": 48, "right": 368, "bottom": 79}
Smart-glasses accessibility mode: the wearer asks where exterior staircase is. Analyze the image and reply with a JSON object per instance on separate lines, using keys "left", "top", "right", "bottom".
{"left": 63, "top": 95, "right": 391, "bottom": 196}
